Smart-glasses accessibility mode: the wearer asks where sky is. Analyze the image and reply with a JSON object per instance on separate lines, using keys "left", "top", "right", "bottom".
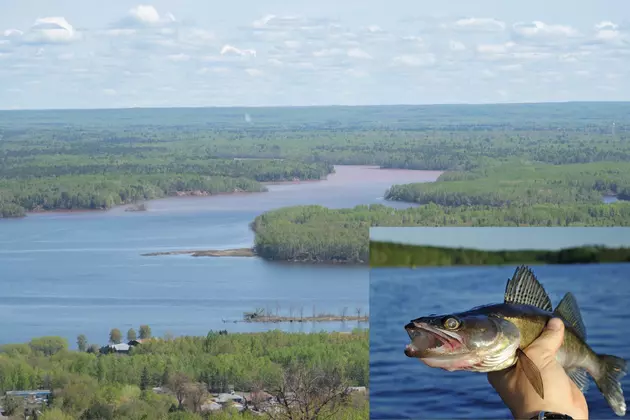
{"left": 370, "top": 227, "right": 630, "bottom": 251}
{"left": 0, "top": 0, "right": 629, "bottom": 109}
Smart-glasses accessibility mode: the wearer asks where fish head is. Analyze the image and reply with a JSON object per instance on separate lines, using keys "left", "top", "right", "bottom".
{"left": 404, "top": 312, "right": 519, "bottom": 371}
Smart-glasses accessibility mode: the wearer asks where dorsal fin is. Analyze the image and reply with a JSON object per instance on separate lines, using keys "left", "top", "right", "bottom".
{"left": 554, "top": 292, "right": 586, "bottom": 340}
{"left": 504, "top": 266, "right": 553, "bottom": 311}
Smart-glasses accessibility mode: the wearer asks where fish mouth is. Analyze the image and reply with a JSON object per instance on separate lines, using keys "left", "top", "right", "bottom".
{"left": 404, "top": 321, "right": 463, "bottom": 358}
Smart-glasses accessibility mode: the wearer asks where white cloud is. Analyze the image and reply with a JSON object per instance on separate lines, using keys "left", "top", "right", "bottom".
{"left": 106, "top": 29, "right": 137, "bottom": 37}
{"left": 3, "top": 29, "right": 23, "bottom": 37}
{"left": 102, "top": 89, "right": 117, "bottom": 96}
{"left": 245, "top": 68, "right": 263, "bottom": 77}
{"left": 313, "top": 48, "right": 344, "bottom": 57}
{"left": 252, "top": 14, "right": 301, "bottom": 29}
{"left": 117, "top": 5, "right": 176, "bottom": 28}
{"left": 267, "top": 58, "right": 284, "bottom": 66}
{"left": 367, "top": 25, "right": 384, "bottom": 33}
{"left": 345, "top": 68, "right": 369, "bottom": 78}
{"left": 452, "top": 18, "right": 506, "bottom": 32}
{"left": 20, "top": 17, "right": 80, "bottom": 44}
{"left": 283, "top": 40, "right": 302, "bottom": 49}
{"left": 167, "top": 53, "right": 190, "bottom": 62}
{"left": 220, "top": 45, "right": 257, "bottom": 57}
{"left": 449, "top": 41, "right": 466, "bottom": 51}
{"left": 499, "top": 64, "right": 522, "bottom": 71}
{"left": 512, "top": 21, "right": 578, "bottom": 39}
{"left": 593, "top": 21, "right": 626, "bottom": 43}
{"left": 347, "top": 48, "right": 372, "bottom": 59}
{"left": 477, "top": 42, "right": 515, "bottom": 54}
{"left": 393, "top": 53, "right": 436, "bottom": 67}
{"left": 57, "top": 53, "right": 74, "bottom": 60}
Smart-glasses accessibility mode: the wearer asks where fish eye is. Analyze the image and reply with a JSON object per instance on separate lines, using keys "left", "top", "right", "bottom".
{"left": 442, "top": 316, "right": 460, "bottom": 330}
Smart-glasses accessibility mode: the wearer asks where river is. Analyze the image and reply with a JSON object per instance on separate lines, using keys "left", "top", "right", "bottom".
{"left": 0, "top": 165, "right": 441, "bottom": 347}
{"left": 370, "top": 263, "right": 630, "bottom": 419}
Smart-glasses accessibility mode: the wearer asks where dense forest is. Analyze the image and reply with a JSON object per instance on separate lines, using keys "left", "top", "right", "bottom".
{"left": 1, "top": 103, "right": 629, "bottom": 216}
{"left": 251, "top": 202, "right": 630, "bottom": 263}
{"left": 369, "top": 242, "right": 630, "bottom": 267}
{"left": 0, "top": 329, "right": 368, "bottom": 420}
{"left": 385, "top": 161, "right": 630, "bottom": 206}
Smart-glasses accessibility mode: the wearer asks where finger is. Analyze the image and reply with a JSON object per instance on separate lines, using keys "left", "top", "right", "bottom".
{"left": 527, "top": 317, "right": 565, "bottom": 357}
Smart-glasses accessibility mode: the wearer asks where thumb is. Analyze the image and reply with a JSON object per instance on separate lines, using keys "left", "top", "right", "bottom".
{"left": 529, "top": 317, "right": 565, "bottom": 356}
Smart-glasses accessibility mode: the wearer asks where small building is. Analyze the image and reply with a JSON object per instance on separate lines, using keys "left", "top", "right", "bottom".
{"left": 5, "top": 390, "right": 51, "bottom": 401}
{"left": 216, "top": 393, "right": 245, "bottom": 405}
{"left": 108, "top": 343, "right": 130, "bottom": 353}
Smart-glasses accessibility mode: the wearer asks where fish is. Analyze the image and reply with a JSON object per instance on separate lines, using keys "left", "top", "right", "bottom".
{"left": 404, "top": 265, "right": 628, "bottom": 417}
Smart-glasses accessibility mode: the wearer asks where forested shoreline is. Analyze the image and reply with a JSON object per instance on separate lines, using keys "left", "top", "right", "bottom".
{"left": 369, "top": 242, "right": 630, "bottom": 267}
{"left": 0, "top": 329, "right": 368, "bottom": 419}
{"left": 251, "top": 202, "right": 630, "bottom": 264}
{"left": 385, "top": 161, "right": 630, "bottom": 207}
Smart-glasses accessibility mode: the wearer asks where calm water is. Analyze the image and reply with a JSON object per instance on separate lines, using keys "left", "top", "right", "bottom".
{"left": 370, "top": 264, "right": 630, "bottom": 420}
{"left": 0, "top": 166, "right": 440, "bottom": 347}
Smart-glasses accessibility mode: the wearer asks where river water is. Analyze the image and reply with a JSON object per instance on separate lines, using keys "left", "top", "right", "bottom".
{"left": 0, "top": 166, "right": 441, "bottom": 347}
{"left": 370, "top": 264, "right": 630, "bottom": 420}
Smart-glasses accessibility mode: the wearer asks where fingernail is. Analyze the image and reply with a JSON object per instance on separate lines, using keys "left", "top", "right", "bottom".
{"left": 546, "top": 318, "right": 562, "bottom": 331}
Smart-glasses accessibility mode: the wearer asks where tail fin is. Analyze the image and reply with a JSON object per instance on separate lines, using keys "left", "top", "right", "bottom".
{"left": 595, "top": 354, "right": 628, "bottom": 417}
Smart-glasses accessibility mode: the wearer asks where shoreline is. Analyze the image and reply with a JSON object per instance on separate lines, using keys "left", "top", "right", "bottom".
{"left": 142, "top": 248, "right": 256, "bottom": 257}
{"left": 17, "top": 166, "right": 444, "bottom": 217}
{"left": 234, "top": 315, "right": 369, "bottom": 323}
{"left": 142, "top": 247, "right": 367, "bottom": 264}
{"left": 24, "top": 189, "right": 267, "bottom": 216}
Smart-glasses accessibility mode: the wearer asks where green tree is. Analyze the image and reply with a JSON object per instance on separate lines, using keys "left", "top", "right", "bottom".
{"left": 3, "top": 395, "right": 22, "bottom": 416}
{"left": 139, "top": 325, "right": 152, "bottom": 340}
{"left": 127, "top": 328, "right": 137, "bottom": 342}
{"left": 87, "top": 344, "right": 100, "bottom": 354}
{"left": 140, "top": 366, "right": 150, "bottom": 391}
{"left": 109, "top": 329, "right": 122, "bottom": 345}
{"left": 77, "top": 334, "right": 88, "bottom": 352}
{"left": 39, "top": 408, "right": 74, "bottom": 420}
{"left": 29, "top": 336, "right": 68, "bottom": 356}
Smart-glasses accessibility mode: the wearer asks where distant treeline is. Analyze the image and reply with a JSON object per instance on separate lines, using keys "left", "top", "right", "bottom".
{"left": 369, "top": 241, "right": 630, "bottom": 267}
{"left": 251, "top": 202, "right": 630, "bottom": 264}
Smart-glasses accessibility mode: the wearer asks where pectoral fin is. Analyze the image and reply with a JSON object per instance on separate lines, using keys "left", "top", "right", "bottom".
{"left": 517, "top": 348, "right": 545, "bottom": 399}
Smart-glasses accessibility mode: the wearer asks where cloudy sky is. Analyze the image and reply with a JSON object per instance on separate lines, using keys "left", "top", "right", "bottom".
{"left": 1, "top": 0, "right": 629, "bottom": 109}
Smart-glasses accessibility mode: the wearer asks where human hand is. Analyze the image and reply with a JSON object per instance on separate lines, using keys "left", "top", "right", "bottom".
{"left": 487, "top": 318, "right": 589, "bottom": 419}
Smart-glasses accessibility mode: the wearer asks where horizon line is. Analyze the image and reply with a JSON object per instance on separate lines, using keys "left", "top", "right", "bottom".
{"left": 1, "top": 100, "right": 629, "bottom": 113}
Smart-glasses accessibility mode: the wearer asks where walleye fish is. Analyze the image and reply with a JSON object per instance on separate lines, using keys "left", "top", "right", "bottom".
{"left": 404, "top": 265, "right": 628, "bottom": 417}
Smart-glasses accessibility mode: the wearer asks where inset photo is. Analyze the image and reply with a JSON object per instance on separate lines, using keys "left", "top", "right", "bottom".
{"left": 369, "top": 227, "right": 630, "bottom": 420}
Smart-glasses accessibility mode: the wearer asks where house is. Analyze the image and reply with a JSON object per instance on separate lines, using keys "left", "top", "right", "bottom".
{"left": 215, "top": 393, "right": 246, "bottom": 412}
{"left": 216, "top": 393, "right": 245, "bottom": 405}
{"left": 108, "top": 343, "right": 130, "bottom": 353}
{"left": 5, "top": 390, "right": 51, "bottom": 402}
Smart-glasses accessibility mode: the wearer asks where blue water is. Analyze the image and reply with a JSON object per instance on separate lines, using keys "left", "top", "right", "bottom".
{"left": 0, "top": 166, "right": 439, "bottom": 347}
{"left": 370, "top": 264, "right": 630, "bottom": 419}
